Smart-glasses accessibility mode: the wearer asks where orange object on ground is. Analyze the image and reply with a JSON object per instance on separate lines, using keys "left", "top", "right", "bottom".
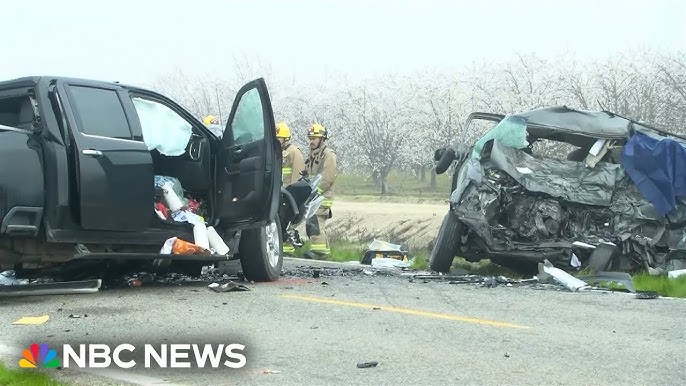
{"left": 171, "top": 238, "right": 207, "bottom": 254}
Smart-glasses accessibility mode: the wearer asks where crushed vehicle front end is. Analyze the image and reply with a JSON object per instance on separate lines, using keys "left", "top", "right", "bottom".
{"left": 432, "top": 106, "right": 686, "bottom": 275}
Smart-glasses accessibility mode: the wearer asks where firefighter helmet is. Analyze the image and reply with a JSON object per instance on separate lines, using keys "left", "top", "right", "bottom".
{"left": 275, "top": 122, "right": 291, "bottom": 139}
{"left": 203, "top": 115, "right": 218, "bottom": 126}
{"left": 307, "top": 123, "right": 327, "bottom": 139}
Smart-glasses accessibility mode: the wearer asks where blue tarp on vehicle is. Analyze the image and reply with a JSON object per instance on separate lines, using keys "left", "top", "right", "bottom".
{"left": 621, "top": 132, "right": 686, "bottom": 217}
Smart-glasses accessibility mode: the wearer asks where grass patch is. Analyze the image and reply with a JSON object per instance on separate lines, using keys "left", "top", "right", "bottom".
{"left": 336, "top": 172, "right": 451, "bottom": 201}
{"left": 290, "top": 241, "right": 363, "bottom": 262}
{"left": 329, "top": 243, "right": 365, "bottom": 263}
{"left": 411, "top": 252, "right": 430, "bottom": 270}
{"left": 572, "top": 271, "right": 686, "bottom": 298}
{"left": 291, "top": 240, "right": 311, "bottom": 259}
{"left": 0, "top": 361, "right": 65, "bottom": 386}
{"left": 633, "top": 273, "right": 686, "bottom": 298}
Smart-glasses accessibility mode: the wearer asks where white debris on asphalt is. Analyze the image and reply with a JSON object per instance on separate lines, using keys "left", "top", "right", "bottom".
{"left": 543, "top": 261, "right": 590, "bottom": 292}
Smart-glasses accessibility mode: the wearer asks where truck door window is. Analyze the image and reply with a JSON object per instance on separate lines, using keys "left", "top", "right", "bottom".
{"left": 69, "top": 86, "right": 132, "bottom": 139}
{"left": 0, "top": 94, "right": 33, "bottom": 131}
{"left": 230, "top": 88, "right": 264, "bottom": 146}
{"left": 131, "top": 97, "right": 192, "bottom": 157}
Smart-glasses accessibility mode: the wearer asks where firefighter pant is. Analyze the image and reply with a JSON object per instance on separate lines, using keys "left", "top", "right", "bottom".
{"left": 306, "top": 206, "right": 331, "bottom": 256}
{"left": 283, "top": 242, "right": 295, "bottom": 255}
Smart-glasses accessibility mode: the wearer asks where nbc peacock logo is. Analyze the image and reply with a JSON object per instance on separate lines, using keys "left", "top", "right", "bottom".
{"left": 19, "top": 343, "right": 61, "bottom": 369}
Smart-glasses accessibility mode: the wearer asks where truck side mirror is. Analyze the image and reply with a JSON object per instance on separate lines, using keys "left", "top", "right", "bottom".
{"left": 434, "top": 147, "right": 456, "bottom": 175}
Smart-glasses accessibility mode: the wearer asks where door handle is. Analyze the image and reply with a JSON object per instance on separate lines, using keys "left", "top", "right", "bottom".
{"left": 82, "top": 149, "right": 103, "bottom": 157}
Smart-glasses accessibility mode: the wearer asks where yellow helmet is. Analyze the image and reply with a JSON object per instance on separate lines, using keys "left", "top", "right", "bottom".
{"left": 307, "top": 123, "right": 327, "bottom": 139}
{"left": 275, "top": 122, "right": 291, "bottom": 139}
{"left": 203, "top": 115, "right": 217, "bottom": 126}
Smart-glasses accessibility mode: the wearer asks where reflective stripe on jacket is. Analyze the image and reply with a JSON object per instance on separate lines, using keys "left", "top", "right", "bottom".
{"left": 282, "top": 143, "right": 305, "bottom": 186}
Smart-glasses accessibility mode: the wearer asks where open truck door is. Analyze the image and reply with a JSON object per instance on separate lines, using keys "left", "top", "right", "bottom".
{"left": 215, "top": 78, "right": 280, "bottom": 228}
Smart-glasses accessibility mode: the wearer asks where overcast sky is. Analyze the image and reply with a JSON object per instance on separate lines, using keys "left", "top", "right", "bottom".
{"left": 2, "top": 0, "right": 684, "bottom": 86}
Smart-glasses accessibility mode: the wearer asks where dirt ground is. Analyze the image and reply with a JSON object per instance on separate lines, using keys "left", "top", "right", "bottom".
{"left": 324, "top": 200, "right": 448, "bottom": 250}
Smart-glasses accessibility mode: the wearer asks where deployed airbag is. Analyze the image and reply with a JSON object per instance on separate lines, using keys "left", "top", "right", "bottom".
{"left": 471, "top": 115, "right": 529, "bottom": 159}
{"left": 133, "top": 97, "right": 192, "bottom": 156}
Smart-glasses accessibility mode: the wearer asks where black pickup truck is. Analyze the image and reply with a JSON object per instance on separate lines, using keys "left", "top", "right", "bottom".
{"left": 0, "top": 75, "right": 313, "bottom": 282}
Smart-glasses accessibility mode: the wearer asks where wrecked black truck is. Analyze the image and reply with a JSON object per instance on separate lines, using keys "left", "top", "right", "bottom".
{"left": 0, "top": 76, "right": 322, "bottom": 282}
{"left": 431, "top": 106, "right": 686, "bottom": 275}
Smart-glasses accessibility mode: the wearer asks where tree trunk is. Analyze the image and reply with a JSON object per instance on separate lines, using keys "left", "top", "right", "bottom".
{"left": 413, "top": 165, "right": 421, "bottom": 179}
{"left": 430, "top": 167, "right": 437, "bottom": 189}
{"left": 372, "top": 170, "right": 380, "bottom": 187}
{"left": 420, "top": 166, "right": 426, "bottom": 182}
{"left": 380, "top": 170, "right": 389, "bottom": 195}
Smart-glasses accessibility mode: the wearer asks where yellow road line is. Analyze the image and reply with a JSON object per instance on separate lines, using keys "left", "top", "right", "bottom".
{"left": 281, "top": 294, "right": 531, "bottom": 330}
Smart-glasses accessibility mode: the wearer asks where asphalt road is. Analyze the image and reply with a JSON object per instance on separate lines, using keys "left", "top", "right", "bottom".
{"left": 1, "top": 259, "right": 685, "bottom": 386}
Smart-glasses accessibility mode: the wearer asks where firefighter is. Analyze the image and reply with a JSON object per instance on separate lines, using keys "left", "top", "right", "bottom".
{"left": 275, "top": 122, "right": 305, "bottom": 186}
{"left": 203, "top": 115, "right": 219, "bottom": 126}
{"left": 303, "top": 123, "right": 337, "bottom": 259}
{"left": 275, "top": 122, "right": 305, "bottom": 256}
{"left": 203, "top": 115, "right": 223, "bottom": 138}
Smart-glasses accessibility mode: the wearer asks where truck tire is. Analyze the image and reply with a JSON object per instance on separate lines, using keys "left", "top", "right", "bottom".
{"left": 430, "top": 211, "right": 463, "bottom": 273}
{"left": 239, "top": 216, "right": 283, "bottom": 282}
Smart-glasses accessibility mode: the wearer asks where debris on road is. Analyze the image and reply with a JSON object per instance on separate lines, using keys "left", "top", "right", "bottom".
{"left": 540, "top": 260, "right": 590, "bottom": 292}
{"left": 357, "top": 361, "right": 379, "bottom": 368}
{"left": 128, "top": 277, "right": 143, "bottom": 288}
{"left": 208, "top": 281, "right": 251, "bottom": 292}
{"left": 0, "top": 279, "right": 102, "bottom": 297}
{"left": 484, "top": 277, "right": 498, "bottom": 288}
{"left": 668, "top": 269, "right": 686, "bottom": 279}
{"left": 112, "top": 269, "right": 238, "bottom": 289}
{"left": 263, "top": 370, "right": 282, "bottom": 374}
{"left": 282, "top": 265, "right": 366, "bottom": 278}
{"left": 371, "top": 257, "right": 414, "bottom": 269}
{"left": 361, "top": 239, "right": 410, "bottom": 265}
{"left": 0, "top": 270, "right": 28, "bottom": 285}
{"left": 12, "top": 315, "right": 49, "bottom": 325}
{"left": 636, "top": 291, "right": 659, "bottom": 299}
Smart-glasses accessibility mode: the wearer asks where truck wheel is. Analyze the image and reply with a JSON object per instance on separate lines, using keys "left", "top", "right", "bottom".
{"left": 239, "top": 216, "right": 283, "bottom": 282}
{"left": 430, "top": 211, "right": 463, "bottom": 273}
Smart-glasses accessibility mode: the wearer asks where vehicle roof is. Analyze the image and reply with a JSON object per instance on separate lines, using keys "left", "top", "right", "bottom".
{"left": 0, "top": 75, "right": 156, "bottom": 94}
{"left": 514, "top": 106, "right": 633, "bottom": 137}
{"left": 472, "top": 105, "right": 686, "bottom": 143}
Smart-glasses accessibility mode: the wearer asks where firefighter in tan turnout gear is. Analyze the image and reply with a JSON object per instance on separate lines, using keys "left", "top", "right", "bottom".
{"left": 275, "top": 122, "right": 305, "bottom": 186}
{"left": 303, "top": 123, "right": 337, "bottom": 259}
{"left": 275, "top": 122, "right": 305, "bottom": 255}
